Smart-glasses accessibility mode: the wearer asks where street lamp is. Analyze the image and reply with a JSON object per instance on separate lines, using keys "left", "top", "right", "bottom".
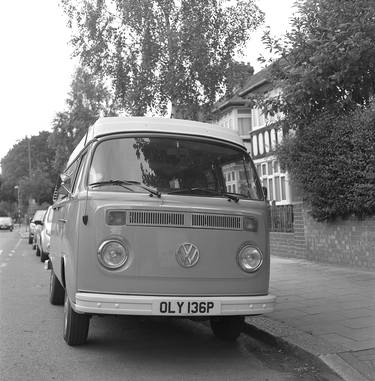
{"left": 14, "top": 185, "right": 20, "bottom": 225}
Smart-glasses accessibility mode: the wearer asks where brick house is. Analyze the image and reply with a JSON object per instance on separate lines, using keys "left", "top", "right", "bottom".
{"left": 212, "top": 68, "right": 298, "bottom": 206}
{"left": 212, "top": 68, "right": 375, "bottom": 270}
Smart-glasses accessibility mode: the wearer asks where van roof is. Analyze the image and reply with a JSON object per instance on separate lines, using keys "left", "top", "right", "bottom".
{"left": 67, "top": 117, "right": 245, "bottom": 168}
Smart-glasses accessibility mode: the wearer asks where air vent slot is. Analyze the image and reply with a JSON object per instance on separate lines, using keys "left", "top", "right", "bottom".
{"left": 192, "top": 213, "right": 242, "bottom": 230}
{"left": 128, "top": 211, "right": 185, "bottom": 227}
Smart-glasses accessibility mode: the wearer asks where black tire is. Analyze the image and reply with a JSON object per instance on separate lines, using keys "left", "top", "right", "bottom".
{"left": 28, "top": 235, "right": 33, "bottom": 244}
{"left": 63, "top": 293, "right": 90, "bottom": 346}
{"left": 210, "top": 316, "right": 244, "bottom": 341}
{"left": 40, "top": 250, "right": 48, "bottom": 262}
{"left": 49, "top": 270, "right": 65, "bottom": 305}
{"left": 36, "top": 245, "right": 40, "bottom": 256}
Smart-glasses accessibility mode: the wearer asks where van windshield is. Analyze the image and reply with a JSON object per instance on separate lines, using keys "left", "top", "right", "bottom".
{"left": 88, "top": 136, "right": 263, "bottom": 201}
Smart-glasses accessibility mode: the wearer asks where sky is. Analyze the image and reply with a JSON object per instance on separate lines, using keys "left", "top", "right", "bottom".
{"left": 0, "top": 0, "right": 296, "bottom": 164}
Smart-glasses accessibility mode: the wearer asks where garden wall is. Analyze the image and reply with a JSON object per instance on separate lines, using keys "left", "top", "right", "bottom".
{"left": 270, "top": 202, "right": 375, "bottom": 270}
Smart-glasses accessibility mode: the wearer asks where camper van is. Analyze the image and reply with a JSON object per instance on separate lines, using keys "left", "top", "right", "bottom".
{"left": 47, "top": 117, "right": 275, "bottom": 346}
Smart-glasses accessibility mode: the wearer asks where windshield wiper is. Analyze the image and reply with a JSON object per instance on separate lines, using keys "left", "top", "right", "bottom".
{"left": 89, "top": 179, "right": 161, "bottom": 198}
{"left": 89, "top": 180, "right": 135, "bottom": 192}
{"left": 168, "top": 187, "right": 239, "bottom": 202}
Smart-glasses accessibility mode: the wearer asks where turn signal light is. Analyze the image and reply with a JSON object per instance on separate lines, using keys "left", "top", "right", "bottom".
{"left": 243, "top": 216, "right": 258, "bottom": 232}
{"left": 106, "top": 210, "right": 126, "bottom": 225}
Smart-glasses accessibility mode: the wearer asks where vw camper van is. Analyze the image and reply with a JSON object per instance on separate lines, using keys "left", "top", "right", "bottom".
{"left": 47, "top": 117, "right": 275, "bottom": 346}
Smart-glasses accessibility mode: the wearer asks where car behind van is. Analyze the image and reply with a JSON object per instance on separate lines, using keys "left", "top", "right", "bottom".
{"left": 47, "top": 117, "right": 275, "bottom": 346}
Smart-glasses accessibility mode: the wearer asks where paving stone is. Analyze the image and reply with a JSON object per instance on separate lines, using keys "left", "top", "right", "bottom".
{"left": 342, "top": 317, "right": 375, "bottom": 329}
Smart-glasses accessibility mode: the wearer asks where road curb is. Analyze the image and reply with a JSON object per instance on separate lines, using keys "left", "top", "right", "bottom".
{"left": 244, "top": 316, "right": 371, "bottom": 381}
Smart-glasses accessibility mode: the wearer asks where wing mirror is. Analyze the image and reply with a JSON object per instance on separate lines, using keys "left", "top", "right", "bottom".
{"left": 60, "top": 174, "right": 72, "bottom": 198}
{"left": 262, "top": 186, "right": 268, "bottom": 200}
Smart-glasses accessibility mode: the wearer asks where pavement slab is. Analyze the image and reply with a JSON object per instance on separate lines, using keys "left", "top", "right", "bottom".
{"left": 245, "top": 256, "right": 375, "bottom": 381}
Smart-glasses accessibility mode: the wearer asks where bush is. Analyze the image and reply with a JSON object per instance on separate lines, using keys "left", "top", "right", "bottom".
{"left": 277, "top": 106, "right": 375, "bottom": 221}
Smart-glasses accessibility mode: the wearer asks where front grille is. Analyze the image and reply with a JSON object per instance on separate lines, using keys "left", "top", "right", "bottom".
{"left": 192, "top": 213, "right": 242, "bottom": 230}
{"left": 128, "top": 211, "right": 185, "bottom": 227}
{"left": 126, "top": 210, "right": 242, "bottom": 230}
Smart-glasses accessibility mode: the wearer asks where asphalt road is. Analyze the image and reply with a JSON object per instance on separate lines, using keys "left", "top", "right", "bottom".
{"left": 0, "top": 228, "right": 341, "bottom": 381}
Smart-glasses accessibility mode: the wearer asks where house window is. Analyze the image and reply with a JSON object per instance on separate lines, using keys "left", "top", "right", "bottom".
{"left": 238, "top": 117, "right": 251, "bottom": 135}
{"left": 257, "top": 159, "right": 288, "bottom": 203}
{"left": 270, "top": 129, "right": 277, "bottom": 150}
{"left": 252, "top": 136, "right": 258, "bottom": 156}
{"left": 267, "top": 161, "right": 273, "bottom": 175}
{"left": 264, "top": 130, "right": 270, "bottom": 152}
{"left": 258, "top": 133, "right": 264, "bottom": 155}
{"left": 268, "top": 178, "right": 274, "bottom": 200}
{"left": 252, "top": 108, "right": 266, "bottom": 130}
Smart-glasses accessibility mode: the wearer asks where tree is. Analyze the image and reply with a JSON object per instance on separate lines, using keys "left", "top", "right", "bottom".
{"left": 0, "top": 132, "right": 59, "bottom": 210}
{"left": 49, "top": 66, "right": 115, "bottom": 172}
{"left": 259, "top": 0, "right": 375, "bottom": 220}
{"left": 262, "top": 0, "right": 375, "bottom": 127}
{"left": 61, "top": 0, "right": 263, "bottom": 120}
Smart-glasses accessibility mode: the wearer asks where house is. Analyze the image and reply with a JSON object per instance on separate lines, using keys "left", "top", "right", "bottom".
{"left": 212, "top": 68, "right": 298, "bottom": 205}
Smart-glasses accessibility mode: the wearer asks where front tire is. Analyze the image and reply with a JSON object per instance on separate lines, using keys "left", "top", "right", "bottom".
{"left": 49, "top": 270, "right": 65, "bottom": 305}
{"left": 64, "top": 293, "right": 90, "bottom": 346}
{"left": 210, "top": 316, "right": 244, "bottom": 341}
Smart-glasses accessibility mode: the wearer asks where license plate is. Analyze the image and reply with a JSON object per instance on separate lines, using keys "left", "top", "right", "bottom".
{"left": 154, "top": 300, "right": 219, "bottom": 315}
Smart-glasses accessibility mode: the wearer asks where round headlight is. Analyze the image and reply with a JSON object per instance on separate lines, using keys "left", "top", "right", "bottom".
{"left": 237, "top": 244, "right": 263, "bottom": 273}
{"left": 98, "top": 240, "right": 129, "bottom": 270}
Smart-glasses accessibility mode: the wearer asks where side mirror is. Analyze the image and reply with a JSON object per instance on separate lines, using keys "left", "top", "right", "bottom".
{"left": 262, "top": 186, "right": 268, "bottom": 200}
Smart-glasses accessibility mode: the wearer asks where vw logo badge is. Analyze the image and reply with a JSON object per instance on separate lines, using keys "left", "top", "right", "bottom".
{"left": 176, "top": 242, "right": 200, "bottom": 268}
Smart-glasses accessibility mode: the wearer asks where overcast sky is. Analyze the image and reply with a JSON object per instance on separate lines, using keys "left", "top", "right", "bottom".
{"left": 0, "top": 0, "right": 296, "bottom": 163}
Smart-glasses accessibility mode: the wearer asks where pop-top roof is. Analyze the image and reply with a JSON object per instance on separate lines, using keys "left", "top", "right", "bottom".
{"left": 66, "top": 117, "right": 245, "bottom": 168}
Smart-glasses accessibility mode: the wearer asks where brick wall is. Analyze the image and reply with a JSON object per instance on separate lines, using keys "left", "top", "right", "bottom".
{"left": 270, "top": 202, "right": 375, "bottom": 270}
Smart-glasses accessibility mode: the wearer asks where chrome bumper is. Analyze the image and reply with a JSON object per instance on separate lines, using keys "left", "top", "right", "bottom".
{"left": 74, "top": 292, "right": 276, "bottom": 316}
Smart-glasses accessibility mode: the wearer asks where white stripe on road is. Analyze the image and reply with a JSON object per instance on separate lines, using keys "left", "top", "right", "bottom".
{"left": 14, "top": 239, "right": 22, "bottom": 250}
{"left": 0, "top": 250, "right": 3, "bottom": 256}
{"left": 0, "top": 263, "right": 7, "bottom": 268}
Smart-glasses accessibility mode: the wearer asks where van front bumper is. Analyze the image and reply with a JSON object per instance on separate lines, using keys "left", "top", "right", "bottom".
{"left": 74, "top": 292, "right": 276, "bottom": 316}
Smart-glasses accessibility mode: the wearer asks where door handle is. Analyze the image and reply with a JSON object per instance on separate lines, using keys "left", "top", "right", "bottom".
{"left": 58, "top": 219, "right": 67, "bottom": 223}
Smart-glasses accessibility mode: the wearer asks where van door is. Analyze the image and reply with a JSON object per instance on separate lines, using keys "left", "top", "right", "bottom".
{"left": 50, "top": 159, "right": 81, "bottom": 286}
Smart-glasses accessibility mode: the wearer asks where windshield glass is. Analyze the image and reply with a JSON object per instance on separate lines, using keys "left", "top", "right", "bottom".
{"left": 88, "top": 136, "right": 263, "bottom": 200}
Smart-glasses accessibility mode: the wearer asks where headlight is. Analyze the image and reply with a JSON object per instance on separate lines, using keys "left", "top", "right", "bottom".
{"left": 97, "top": 240, "right": 129, "bottom": 270}
{"left": 237, "top": 244, "right": 263, "bottom": 273}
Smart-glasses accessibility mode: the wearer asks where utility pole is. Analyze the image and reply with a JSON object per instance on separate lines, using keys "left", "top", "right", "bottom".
{"left": 27, "top": 136, "right": 32, "bottom": 178}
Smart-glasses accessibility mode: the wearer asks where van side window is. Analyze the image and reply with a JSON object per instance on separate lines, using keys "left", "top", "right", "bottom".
{"left": 72, "top": 153, "right": 87, "bottom": 194}
{"left": 57, "top": 160, "right": 80, "bottom": 200}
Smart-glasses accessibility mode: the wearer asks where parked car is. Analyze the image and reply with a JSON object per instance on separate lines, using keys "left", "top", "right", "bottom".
{"left": 29, "top": 210, "right": 46, "bottom": 245}
{"left": 0, "top": 217, "right": 13, "bottom": 231}
{"left": 36, "top": 206, "right": 53, "bottom": 262}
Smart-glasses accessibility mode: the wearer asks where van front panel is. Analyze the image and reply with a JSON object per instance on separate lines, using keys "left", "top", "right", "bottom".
{"left": 76, "top": 194, "right": 270, "bottom": 297}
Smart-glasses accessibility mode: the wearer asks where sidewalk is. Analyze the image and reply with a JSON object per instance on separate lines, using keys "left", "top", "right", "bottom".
{"left": 246, "top": 256, "right": 375, "bottom": 381}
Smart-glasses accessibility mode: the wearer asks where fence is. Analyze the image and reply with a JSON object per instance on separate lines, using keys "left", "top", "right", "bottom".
{"left": 269, "top": 204, "right": 294, "bottom": 233}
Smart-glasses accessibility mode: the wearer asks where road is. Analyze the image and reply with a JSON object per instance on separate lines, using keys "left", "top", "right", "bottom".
{"left": 0, "top": 228, "right": 341, "bottom": 381}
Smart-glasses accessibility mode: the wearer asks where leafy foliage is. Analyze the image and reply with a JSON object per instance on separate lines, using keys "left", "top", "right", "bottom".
{"left": 49, "top": 67, "right": 115, "bottom": 172}
{"left": 260, "top": 0, "right": 375, "bottom": 219}
{"left": 0, "top": 132, "right": 58, "bottom": 210}
{"left": 61, "top": 0, "right": 263, "bottom": 120}
{"left": 277, "top": 107, "right": 375, "bottom": 221}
